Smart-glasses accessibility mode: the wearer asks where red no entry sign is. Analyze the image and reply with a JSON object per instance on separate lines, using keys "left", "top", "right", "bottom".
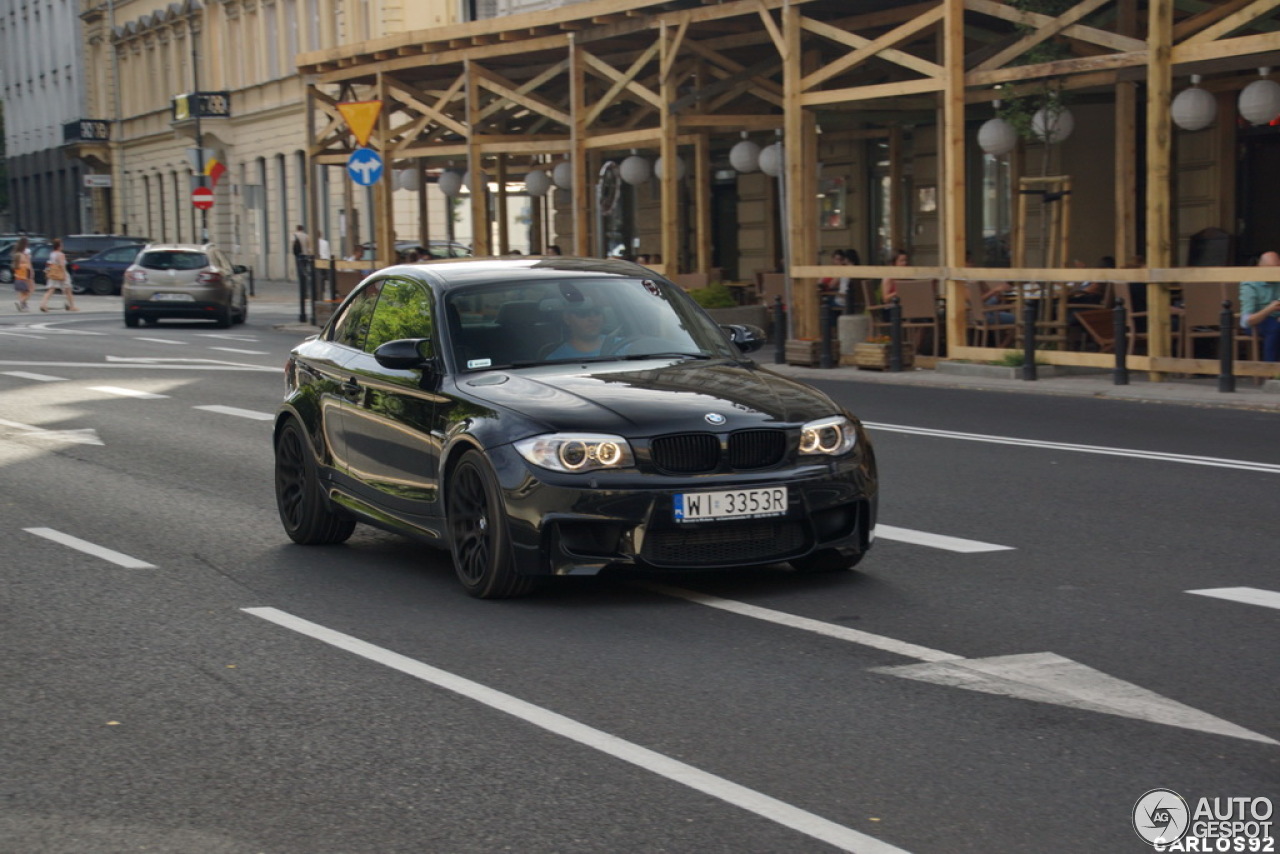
{"left": 192, "top": 186, "right": 214, "bottom": 210}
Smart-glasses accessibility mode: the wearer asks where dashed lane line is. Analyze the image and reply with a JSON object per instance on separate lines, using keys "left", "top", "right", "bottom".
{"left": 863, "top": 422, "right": 1280, "bottom": 474}
{"left": 1187, "top": 587, "right": 1280, "bottom": 612}
{"left": 244, "top": 606, "right": 912, "bottom": 854}
{"left": 23, "top": 527, "right": 156, "bottom": 568}
{"left": 2, "top": 371, "right": 65, "bottom": 381}
{"left": 88, "top": 386, "right": 170, "bottom": 399}
{"left": 208, "top": 347, "right": 269, "bottom": 355}
{"left": 875, "top": 524, "right": 1013, "bottom": 553}
{"left": 193, "top": 404, "right": 274, "bottom": 421}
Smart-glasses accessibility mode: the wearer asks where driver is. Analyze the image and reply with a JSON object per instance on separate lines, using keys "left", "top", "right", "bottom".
{"left": 545, "top": 298, "right": 622, "bottom": 359}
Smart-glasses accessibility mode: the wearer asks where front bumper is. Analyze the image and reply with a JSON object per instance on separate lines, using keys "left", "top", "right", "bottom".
{"left": 486, "top": 444, "right": 877, "bottom": 576}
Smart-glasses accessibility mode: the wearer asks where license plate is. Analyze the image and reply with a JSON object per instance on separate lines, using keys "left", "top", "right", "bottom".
{"left": 152, "top": 293, "right": 194, "bottom": 301}
{"left": 673, "top": 487, "right": 787, "bottom": 523}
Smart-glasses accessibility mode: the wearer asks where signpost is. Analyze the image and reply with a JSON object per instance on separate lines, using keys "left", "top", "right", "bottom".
{"left": 347, "top": 147, "right": 384, "bottom": 186}
{"left": 192, "top": 186, "right": 214, "bottom": 210}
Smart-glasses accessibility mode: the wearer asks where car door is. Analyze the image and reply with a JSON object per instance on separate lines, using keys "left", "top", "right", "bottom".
{"left": 337, "top": 275, "right": 447, "bottom": 527}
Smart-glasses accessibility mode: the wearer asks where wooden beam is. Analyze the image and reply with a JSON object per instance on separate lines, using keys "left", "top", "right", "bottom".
{"left": 942, "top": 0, "right": 967, "bottom": 359}
{"left": 569, "top": 35, "right": 591, "bottom": 257}
{"left": 966, "top": 49, "right": 1147, "bottom": 86}
{"left": 1173, "top": 31, "right": 1280, "bottom": 63}
{"left": 965, "top": 0, "right": 1146, "bottom": 53}
{"left": 973, "top": 0, "right": 1112, "bottom": 73}
{"left": 471, "top": 64, "right": 572, "bottom": 127}
{"left": 1180, "top": 0, "right": 1280, "bottom": 46}
{"left": 374, "top": 72, "right": 397, "bottom": 271}
{"left": 695, "top": 132, "right": 711, "bottom": 273}
{"left": 1173, "top": 0, "right": 1263, "bottom": 41}
{"left": 583, "top": 41, "right": 662, "bottom": 126}
{"left": 801, "top": 14, "right": 944, "bottom": 80}
{"left": 801, "top": 77, "right": 944, "bottom": 106}
{"left": 802, "top": 5, "right": 944, "bottom": 91}
{"left": 464, "top": 60, "right": 490, "bottom": 257}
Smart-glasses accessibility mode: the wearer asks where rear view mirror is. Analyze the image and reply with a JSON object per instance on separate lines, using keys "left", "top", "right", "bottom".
{"left": 374, "top": 338, "right": 433, "bottom": 370}
{"left": 721, "top": 324, "right": 766, "bottom": 353}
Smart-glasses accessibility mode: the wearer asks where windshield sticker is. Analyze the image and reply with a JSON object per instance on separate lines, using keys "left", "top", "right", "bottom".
{"left": 467, "top": 358, "right": 492, "bottom": 369}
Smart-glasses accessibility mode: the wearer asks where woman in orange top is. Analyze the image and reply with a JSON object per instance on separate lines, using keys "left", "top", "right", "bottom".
{"left": 11, "top": 236, "right": 34, "bottom": 312}
{"left": 39, "top": 237, "right": 78, "bottom": 312}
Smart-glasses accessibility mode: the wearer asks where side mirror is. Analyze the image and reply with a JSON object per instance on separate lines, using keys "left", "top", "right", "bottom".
{"left": 232, "top": 265, "right": 248, "bottom": 275}
{"left": 721, "top": 323, "right": 766, "bottom": 353}
{"left": 373, "top": 338, "right": 433, "bottom": 370}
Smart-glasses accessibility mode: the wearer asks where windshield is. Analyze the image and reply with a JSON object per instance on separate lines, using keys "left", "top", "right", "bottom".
{"left": 445, "top": 276, "right": 738, "bottom": 371}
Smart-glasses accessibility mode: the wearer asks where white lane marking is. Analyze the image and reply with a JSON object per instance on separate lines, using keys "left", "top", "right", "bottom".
{"left": 244, "top": 607, "right": 911, "bottom": 854}
{"left": 639, "top": 584, "right": 961, "bottom": 663}
{"left": 875, "top": 524, "right": 1013, "bottom": 553}
{"left": 1188, "top": 587, "right": 1280, "bottom": 612}
{"left": 89, "top": 385, "right": 169, "bottom": 399}
{"left": 644, "top": 586, "right": 1277, "bottom": 745}
{"left": 194, "top": 404, "right": 274, "bottom": 421}
{"left": 198, "top": 333, "right": 259, "bottom": 342}
{"left": 135, "top": 337, "right": 183, "bottom": 344}
{"left": 0, "top": 418, "right": 103, "bottom": 445}
{"left": 208, "top": 347, "right": 269, "bottom": 355}
{"left": 0, "top": 331, "right": 47, "bottom": 339}
{"left": 2, "top": 371, "right": 65, "bottom": 381}
{"left": 0, "top": 361, "right": 277, "bottom": 372}
{"left": 863, "top": 422, "right": 1280, "bottom": 474}
{"left": 24, "top": 527, "right": 155, "bottom": 568}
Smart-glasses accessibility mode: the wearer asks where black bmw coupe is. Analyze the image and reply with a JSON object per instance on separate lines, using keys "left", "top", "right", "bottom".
{"left": 274, "top": 257, "right": 877, "bottom": 598}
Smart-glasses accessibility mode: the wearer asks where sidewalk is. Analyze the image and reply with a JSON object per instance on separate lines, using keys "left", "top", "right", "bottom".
{"left": 8, "top": 275, "right": 1279, "bottom": 412}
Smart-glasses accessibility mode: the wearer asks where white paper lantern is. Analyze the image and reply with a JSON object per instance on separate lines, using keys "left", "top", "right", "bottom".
{"left": 1239, "top": 70, "right": 1280, "bottom": 126}
{"left": 619, "top": 154, "right": 651, "bottom": 185}
{"left": 524, "top": 169, "right": 551, "bottom": 196}
{"left": 758, "top": 142, "right": 785, "bottom": 177}
{"left": 1172, "top": 81, "right": 1218, "bottom": 131}
{"left": 654, "top": 155, "right": 687, "bottom": 181}
{"left": 552, "top": 161, "right": 574, "bottom": 189}
{"left": 1031, "top": 105, "right": 1074, "bottom": 144}
{"left": 437, "top": 169, "right": 463, "bottom": 197}
{"left": 729, "top": 139, "right": 760, "bottom": 173}
{"left": 977, "top": 117, "right": 1018, "bottom": 156}
{"left": 462, "top": 169, "right": 488, "bottom": 192}
{"left": 395, "top": 167, "right": 419, "bottom": 192}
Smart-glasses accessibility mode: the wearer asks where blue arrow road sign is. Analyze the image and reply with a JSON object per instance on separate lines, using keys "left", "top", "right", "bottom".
{"left": 347, "top": 147, "right": 383, "bottom": 186}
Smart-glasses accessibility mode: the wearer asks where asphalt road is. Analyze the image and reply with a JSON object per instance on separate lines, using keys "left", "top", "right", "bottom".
{"left": 2, "top": 300, "right": 1277, "bottom": 853}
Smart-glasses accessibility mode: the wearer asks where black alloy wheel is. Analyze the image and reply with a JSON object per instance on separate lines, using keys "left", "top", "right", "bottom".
{"left": 90, "top": 275, "right": 115, "bottom": 296}
{"left": 275, "top": 418, "right": 356, "bottom": 545}
{"left": 447, "top": 450, "right": 535, "bottom": 599}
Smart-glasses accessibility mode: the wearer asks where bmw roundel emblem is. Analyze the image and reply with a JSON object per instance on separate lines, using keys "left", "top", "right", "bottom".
{"left": 704, "top": 412, "right": 726, "bottom": 425}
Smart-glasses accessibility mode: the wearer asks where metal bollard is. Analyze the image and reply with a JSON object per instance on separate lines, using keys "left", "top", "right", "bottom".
{"left": 889, "top": 297, "right": 903, "bottom": 373}
{"left": 307, "top": 255, "right": 318, "bottom": 326}
{"left": 773, "top": 296, "right": 786, "bottom": 364}
{"left": 297, "top": 255, "right": 309, "bottom": 323}
{"left": 1218, "top": 299, "right": 1235, "bottom": 393}
{"left": 248, "top": 266, "right": 256, "bottom": 297}
{"left": 819, "top": 295, "right": 833, "bottom": 369}
{"left": 1112, "top": 298, "right": 1129, "bottom": 385}
{"left": 1021, "top": 300, "right": 1037, "bottom": 381}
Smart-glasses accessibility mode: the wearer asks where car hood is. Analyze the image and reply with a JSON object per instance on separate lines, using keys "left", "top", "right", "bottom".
{"left": 457, "top": 358, "right": 840, "bottom": 435}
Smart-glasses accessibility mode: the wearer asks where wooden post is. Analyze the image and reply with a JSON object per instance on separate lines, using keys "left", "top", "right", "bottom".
{"left": 695, "top": 132, "right": 711, "bottom": 273}
{"left": 784, "top": 4, "right": 819, "bottom": 339}
{"left": 942, "top": 0, "right": 967, "bottom": 359}
{"left": 1114, "top": 0, "right": 1138, "bottom": 268}
{"left": 417, "top": 158, "right": 429, "bottom": 251}
{"left": 1146, "top": 0, "right": 1174, "bottom": 380}
{"left": 889, "top": 125, "right": 904, "bottom": 259}
{"left": 660, "top": 22, "right": 679, "bottom": 271}
{"left": 464, "top": 60, "right": 489, "bottom": 256}
{"left": 569, "top": 36, "right": 590, "bottom": 257}
{"left": 374, "top": 73, "right": 396, "bottom": 269}
{"left": 496, "top": 154, "right": 509, "bottom": 255}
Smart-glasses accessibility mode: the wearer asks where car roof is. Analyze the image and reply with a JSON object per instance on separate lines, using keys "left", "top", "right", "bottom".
{"left": 390, "top": 256, "right": 653, "bottom": 291}
{"left": 138, "top": 243, "right": 217, "bottom": 252}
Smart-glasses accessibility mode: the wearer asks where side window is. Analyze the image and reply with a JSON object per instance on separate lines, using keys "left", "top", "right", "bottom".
{"left": 329, "top": 281, "right": 383, "bottom": 350}
{"left": 364, "top": 277, "right": 434, "bottom": 354}
{"left": 108, "top": 246, "right": 138, "bottom": 262}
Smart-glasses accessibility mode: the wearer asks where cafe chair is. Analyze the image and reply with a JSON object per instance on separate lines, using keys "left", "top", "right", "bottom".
{"left": 965, "top": 281, "right": 1016, "bottom": 348}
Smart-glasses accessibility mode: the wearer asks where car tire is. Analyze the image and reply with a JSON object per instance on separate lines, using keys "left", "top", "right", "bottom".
{"left": 0, "top": 267, "right": 12, "bottom": 284}
{"left": 447, "top": 450, "right": 536, "bottom": 599}
{"left": 788, "top": 549, "right": 862, "bottom": 573}
{"left": 124, "top": 312, "right": 140, "bottom": 328}
{"left": 234, "top": 295, "right": 248, "bottom": 325}
{"left": 274, "top": 418, "right": 356, "bottom": 545}
{"left": 214, "top": 305, "right": 233, "bottom": 328}
{"left": 90, "top": 275, "right": 115, "bottom": 296}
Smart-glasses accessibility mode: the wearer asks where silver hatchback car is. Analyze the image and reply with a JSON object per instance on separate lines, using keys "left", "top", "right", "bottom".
{"left": 122, "top": 243, "right": 249, "bottom": 328}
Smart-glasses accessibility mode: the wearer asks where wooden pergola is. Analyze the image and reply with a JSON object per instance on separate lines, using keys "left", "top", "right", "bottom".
{"left": 298, "top": 0, "right": 1280, "bottom": 378}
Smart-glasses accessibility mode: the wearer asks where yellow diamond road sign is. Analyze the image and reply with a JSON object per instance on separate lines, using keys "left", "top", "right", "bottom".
{"left": 337, "top": 101, "right": 383, "bottom": 148}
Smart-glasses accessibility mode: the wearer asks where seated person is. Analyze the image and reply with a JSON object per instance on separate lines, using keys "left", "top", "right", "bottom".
{"left": 1240, "top": 250, "right": 1280, "bottom": 362}
{"left": 544, "top": 299, "right": 623, "bottom": 359}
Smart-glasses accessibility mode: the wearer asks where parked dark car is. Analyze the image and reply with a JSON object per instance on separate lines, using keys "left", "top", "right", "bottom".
{"left": 61, "top": 234, "right": 151, "bottom": 262}
{"left": 274, "top": 258, "right": 877, "bottom": 598}
{"left": 70, "top": 243, "right": 145, "bottom": 295}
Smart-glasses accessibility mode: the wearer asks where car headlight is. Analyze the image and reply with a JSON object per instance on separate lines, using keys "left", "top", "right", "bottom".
{"left": 514, "top": 433, "right": 636, "bottom": 473}
{"left": 799, "top": 415, "right": 858, "bottom": 456}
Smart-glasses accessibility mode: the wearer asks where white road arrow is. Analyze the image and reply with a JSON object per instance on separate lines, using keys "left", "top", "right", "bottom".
{"left": 0, "top": 418, "right": 104, "bottom": 446}
{"left": 646, "top": 585, "right": 1278, "bottom": 746}
{"left": 873, "top": 652, "right": 1277, "bottom": 745}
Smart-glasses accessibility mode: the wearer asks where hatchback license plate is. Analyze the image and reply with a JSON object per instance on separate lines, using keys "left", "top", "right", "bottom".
{"left": 674, "top": 487, "right": 787, "bottom": 523}
{"left": 152, "top": 292, "right": 194, "bottom": 301}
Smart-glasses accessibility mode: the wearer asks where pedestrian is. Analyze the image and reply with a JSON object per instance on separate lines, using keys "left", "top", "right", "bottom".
{"left": 292, "top": 225, "right": 312, "bottom": 277}
{"left": 11, "top": 236, "right": 34, "bottom": 312}
{"left": 316, "top": 232, "right": 331, "bottom": 260}
{"left": 38, "top": 238, "right": 78, "bottom": 312}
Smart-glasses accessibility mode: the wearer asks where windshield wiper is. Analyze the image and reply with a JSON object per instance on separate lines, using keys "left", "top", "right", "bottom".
{"left": 618, "top": 352, "right": 712, "bottom": 361}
